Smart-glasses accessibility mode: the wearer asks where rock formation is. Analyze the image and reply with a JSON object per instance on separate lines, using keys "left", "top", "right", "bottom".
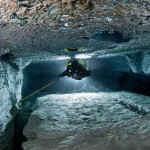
{"left": 23, "top": 93, "right": 150, "bottom": 150}
{"left": 0, "top": 0, "right": 150, "bottom": 150}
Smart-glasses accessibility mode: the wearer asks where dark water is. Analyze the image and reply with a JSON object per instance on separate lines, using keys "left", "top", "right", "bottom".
{"left": 119, "top": 72, "right": 150, "bottom": 96}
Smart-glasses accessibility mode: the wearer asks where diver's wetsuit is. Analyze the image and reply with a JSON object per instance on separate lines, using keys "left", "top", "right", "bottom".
{"left": 59, "top": 59, "right": 91, "bottom": 80}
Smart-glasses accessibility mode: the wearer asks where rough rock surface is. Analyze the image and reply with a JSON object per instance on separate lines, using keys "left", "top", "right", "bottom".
{"left": 1, "top": 24, "right": 150, "bottom": 74}
{"left": 1, "top": 1, "right": 150, "bottom": 75}
{"left": 1, "top": 1, "right": 150, "bottom": 150}
{"left": 0, "top": 56, "right": 23, "bottom": 150}
{"left": 0, "top": 61, "right": 13, "bottom": 150}
{"left": 0, "top": 86, "right": 13, "bottom": 150}
{"left": 125, "top": 52, "right": 150, "bottom": 74}
{"left": 1, "top": 0, "right": 150, "bottom": 33}
{"left": 23, "top": 92, "right": 150, "bottom": 150}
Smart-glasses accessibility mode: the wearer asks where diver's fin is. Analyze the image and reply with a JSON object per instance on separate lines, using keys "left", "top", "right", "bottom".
{"left": 77, "top": 47, "right": 84, "bottom": 51}
{"left": 64, "top": 48, "right": 69, "bottom": 52}
{"left": 64, "top": 47, "right": 85, "bottom": 52}
{"left": 65, "top": 48, "right": 78, "bottom": 52}
{"left": 66, "top": 60, "right": 69, "bottom": 66}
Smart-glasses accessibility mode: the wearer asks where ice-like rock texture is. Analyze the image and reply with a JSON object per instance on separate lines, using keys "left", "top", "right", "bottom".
{"left": 23, "top": 92, "right": 150, "bottom": 150}
{"left": 0, "top": 61, "right": 13, "bottom": 150}
{"left": 0, "top": 87, "right": 13, "bottom": 150}
{"left": 125, "top": 52, "right": 150, "bottom": 74}
{"left": 0, "top": 54, "right": 23, "bottom": 150}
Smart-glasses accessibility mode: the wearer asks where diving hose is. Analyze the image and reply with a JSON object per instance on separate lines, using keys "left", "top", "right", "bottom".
{"left": 15, "top": 79, "right": 57, "bottom": 110}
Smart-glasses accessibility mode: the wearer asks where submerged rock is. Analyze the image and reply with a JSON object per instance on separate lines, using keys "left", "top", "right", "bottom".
{"left": 23, "top": 92, "right": 150, "bottom": 150}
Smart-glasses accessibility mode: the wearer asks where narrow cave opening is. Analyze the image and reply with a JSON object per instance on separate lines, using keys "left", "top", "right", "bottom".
{"left": 12, "top": 55, "right": 150, "bottom": 149}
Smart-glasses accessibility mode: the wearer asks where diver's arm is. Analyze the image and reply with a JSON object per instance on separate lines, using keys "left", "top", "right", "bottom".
{"left": 58, "top": 71, "right": 67, "bottom": 78}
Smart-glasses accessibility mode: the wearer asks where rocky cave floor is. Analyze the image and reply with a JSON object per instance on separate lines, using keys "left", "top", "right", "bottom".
{"left": 22, "top": 92, "right": 150, "bottom": 150}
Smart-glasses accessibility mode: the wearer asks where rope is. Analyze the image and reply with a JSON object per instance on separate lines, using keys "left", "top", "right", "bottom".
{"left": 18, "top": 80, "right": 56, "bottom": 104}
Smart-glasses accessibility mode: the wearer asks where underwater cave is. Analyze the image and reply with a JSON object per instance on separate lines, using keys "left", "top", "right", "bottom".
{"left": 9, "top": 55, "right": 150, "bottom": 149}
{"left": 22, "top": 56, "right": 150, "bottom": 97}
{"left": 1, "top": 1, "right": 150, "bottom": 148}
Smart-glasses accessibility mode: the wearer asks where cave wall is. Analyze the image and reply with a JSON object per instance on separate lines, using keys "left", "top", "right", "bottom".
{"left": 0, "top": 61, "right": 14, "bottom": 150}
{"left": 0, "top": 57, "right": 24, "bottom": 150}
{"left": 125, "top": 51, "right": 150, "bottom": 74}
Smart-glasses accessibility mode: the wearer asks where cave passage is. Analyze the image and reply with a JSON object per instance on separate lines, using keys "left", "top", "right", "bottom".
{"left": 22, "top": 56, "right": 150, "bottom": 97}
{"left": 12, "top": 55, "right": 150, "bottom": 150}
{"left": 22, "top": 57, "right": 126, "bottom": 96}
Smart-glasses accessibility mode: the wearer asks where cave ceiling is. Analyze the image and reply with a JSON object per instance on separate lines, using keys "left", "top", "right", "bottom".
{"left": 1, "top": 0, "right": 150, "bottom": 60}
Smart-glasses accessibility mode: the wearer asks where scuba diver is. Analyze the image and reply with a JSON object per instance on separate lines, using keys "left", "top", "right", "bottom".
{"left": 59, "top": 59, "right": 91, "bottom": 80}
{"left": 13, "top": 48, "right": 91, "bottom": 111}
